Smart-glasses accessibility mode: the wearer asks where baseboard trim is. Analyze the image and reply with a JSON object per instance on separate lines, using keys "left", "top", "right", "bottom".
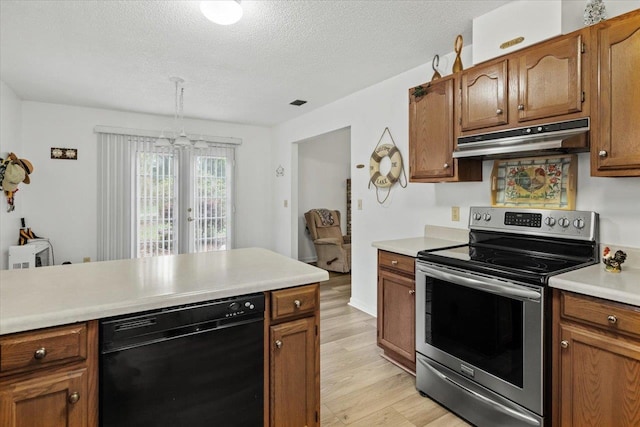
{"left": 348, "top": 297, "right": 376, "bottom": 317}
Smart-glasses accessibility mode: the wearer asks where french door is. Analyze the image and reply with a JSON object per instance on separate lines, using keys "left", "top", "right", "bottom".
{"left": 135, "top": 146, "right": 234, "bottom": 257}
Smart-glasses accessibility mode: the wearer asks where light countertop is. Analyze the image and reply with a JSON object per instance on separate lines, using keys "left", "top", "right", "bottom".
{"left": 372, "top": 226, "right": 468, "bottom": 257}
{"left": 0, "top": 248, "right": 329, "bottom": 335}
{"left": 549, "top": 259, "right": 640, "bottom": 307}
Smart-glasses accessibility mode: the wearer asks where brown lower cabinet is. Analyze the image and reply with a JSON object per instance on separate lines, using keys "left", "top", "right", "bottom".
{"left": 377, "top": 250, "right": 416, "bottom": 373}
{"left": 552, "top": 289, "right": 640, "bottom": 426}
{"left": 267, "top": 284, "right": 320, "bottom": 427}
{"left": 0, "top": 321, "right": 98, "bottom": 427}
{"left": 0, "top": 284, "right": 320, "bottom": 427}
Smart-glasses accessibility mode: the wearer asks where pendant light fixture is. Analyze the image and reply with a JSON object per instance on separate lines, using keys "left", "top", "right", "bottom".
{"left": 200, "top": 1, "right": 243, "bottom": 26}
{"left": 155, "top": 76, "right": 194, "bottom": 148}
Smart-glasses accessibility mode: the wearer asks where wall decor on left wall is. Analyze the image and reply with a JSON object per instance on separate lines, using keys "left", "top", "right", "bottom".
{"left": 50, "top": 147, "right": 78, "bottom": 160}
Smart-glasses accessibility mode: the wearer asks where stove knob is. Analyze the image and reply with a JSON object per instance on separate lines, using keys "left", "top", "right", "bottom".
{"left": 573, "top": 218, "right": 585, "bottom": 229}
{"left": 483, "top": 213, "right": 491, "bottom": 221}
{"left": 544, "top": 217, "right": 556, "bottom": 226}
{"left": 558, "top": 218, "right": 570, "bottom": 228}
{"left": 229, "top": 302, "right": 241, "bottom": 311}
{"left": 472, "top": 213, "right": 482, "bottom": 221}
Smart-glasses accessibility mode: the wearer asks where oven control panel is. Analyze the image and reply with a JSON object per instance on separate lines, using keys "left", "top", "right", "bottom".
{"left": 469, "top": 207, "right": 598, "bottom": 241}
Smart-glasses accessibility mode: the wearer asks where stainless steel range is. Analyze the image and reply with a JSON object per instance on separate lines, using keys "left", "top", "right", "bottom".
{"left": 415, "top": 207, "right": 599, "bottom": 427}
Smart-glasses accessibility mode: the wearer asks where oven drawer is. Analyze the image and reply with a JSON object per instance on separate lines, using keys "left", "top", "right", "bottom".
{"left": 561, "top": 291, "right": 640, "bottom": 339}
{"left": 271, "top": 285, "right": 317, "bottom": 322}
{"left": 0, "top": 323, "right": 88, "bottom": 376}
{"left": 379, "top": 251, "right": 415, "bottom": 276}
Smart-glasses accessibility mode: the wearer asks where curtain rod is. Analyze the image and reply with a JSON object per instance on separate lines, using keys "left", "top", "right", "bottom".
{"left": 93, "top": 125, "right": 242, "bottom": 145}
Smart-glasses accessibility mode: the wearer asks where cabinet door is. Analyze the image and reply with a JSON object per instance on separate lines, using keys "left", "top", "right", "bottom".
{"left": 460, "top": 60, "right": 508, "bottom": 131}
{"left": 517, "top": 34, "right": 583, "bottom": 122}
{"left": 591, "top": 12, "right": 640, "bottom": 176}
{"left": 0, "top": 368, "right": 88, "bottom": 427}
{"left": 558, "top": 325, "right": 640, "bottom": 427}
{"left": 409, "top": 78, "right": 455, "bottom": 180}
{"left": 377, "top": 270, "right": 415, "bottom": 367}
{"left": 270, "top": 317, "right": 318, "bottom": 427}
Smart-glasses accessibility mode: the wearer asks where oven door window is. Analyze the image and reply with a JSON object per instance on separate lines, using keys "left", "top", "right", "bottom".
{"left": 426, "top": 277, "right": 524, "bottom": 388}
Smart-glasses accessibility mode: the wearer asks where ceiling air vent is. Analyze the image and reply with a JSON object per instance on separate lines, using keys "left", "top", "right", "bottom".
{"left": 289, "top": 99, "right": 307, "bottom": 106}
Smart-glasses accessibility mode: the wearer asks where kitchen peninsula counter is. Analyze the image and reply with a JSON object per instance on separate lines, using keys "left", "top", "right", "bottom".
{"left": 0, "top": 247, "right": 329, "bottom": 335}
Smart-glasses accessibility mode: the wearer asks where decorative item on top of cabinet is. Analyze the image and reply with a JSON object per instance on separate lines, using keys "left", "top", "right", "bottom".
{"left": 377, "top": 250, "right": 416, "bottom": 374}
{"left": 590, "top": 9, "right": 640, "bottom": 177}
{"left": 452, "top": 35, "right": 464, "bottom": 73}
{"left": 408, "top": 75, "right": 482, "bottom": 183}
{"left": 552, "top": 290, "right": 640, "bottom": 427}
{"left": 431, "top": 54, "right": 442, "bottom": 81}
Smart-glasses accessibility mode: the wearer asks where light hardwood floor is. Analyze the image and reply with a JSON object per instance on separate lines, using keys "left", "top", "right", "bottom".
{"left": 319, "top": 272, "right": 471, "bottom": 427}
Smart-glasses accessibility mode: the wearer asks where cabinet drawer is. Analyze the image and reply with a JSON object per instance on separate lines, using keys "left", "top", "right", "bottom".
{"left": 379, "top": 251, "right": 415, "bottom": 275}
{"left": 0, "top": 323, "right": 88, "bottom": 376}
{"left": 561, "top": 292, "right": 640, "bottom": 339}
{"left": 271, "top": 285, "right": 318, "bottom": 322}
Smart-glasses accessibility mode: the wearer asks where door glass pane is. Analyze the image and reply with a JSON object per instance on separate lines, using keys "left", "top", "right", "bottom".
{"left": 425, "top": 278, "right": 524, "bottom": 387}
{"left": 192, "top": 155, "right": 228, "bottom": 252}
{"left": 136, "top": 152, "right": 176, "bottom": 257}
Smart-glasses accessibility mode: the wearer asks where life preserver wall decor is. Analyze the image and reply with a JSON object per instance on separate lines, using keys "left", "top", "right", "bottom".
{"left": 368, "top": 127, "right": 407, "bottom": 204}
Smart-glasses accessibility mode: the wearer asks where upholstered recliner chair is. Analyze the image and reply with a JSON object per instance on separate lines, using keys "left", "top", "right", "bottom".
{"left": 304, "top": 209, "right": 351, "bottom": 273}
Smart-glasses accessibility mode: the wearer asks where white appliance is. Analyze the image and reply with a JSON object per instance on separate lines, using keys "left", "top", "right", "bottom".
{"left": 9, "top": 241, "right": 52, "bottom": 269}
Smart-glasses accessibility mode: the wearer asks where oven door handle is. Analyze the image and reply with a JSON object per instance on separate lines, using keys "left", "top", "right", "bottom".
{"left": 419, "top": 358, "right": 541, "bottom": 426}
{"left": 416, "top": 264, "right": 541, "bottom": 301}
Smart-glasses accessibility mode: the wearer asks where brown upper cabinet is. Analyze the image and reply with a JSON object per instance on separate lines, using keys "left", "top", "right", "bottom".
{"left": 409, "top": 75, "right": 482, "bottom": 183}
{"left": 590, "top": 9, "right": 640, "bottom": 177}
{"left": 459, "top": 29, "right": 589, "bottom": 137}
{"left": 460, "top": 60, "right": 508, "bottom": 132}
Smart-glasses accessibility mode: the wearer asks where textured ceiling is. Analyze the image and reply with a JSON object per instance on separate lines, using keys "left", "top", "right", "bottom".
{"left": 0, "top": 0, "right": 510, "bottom": 126}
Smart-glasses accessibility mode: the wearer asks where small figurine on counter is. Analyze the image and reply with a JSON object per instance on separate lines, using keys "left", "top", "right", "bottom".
{"left": 603, "top": 246, "right": 627, "bottom": 273}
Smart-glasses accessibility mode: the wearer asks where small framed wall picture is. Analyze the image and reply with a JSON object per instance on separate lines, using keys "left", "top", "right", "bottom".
{"left": 51, "top": 147, "right": 78, "bottom": 160}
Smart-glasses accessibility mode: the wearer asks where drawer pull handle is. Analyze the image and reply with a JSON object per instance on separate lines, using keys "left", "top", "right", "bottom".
{"left": 294, "top": 299, "right": 301, "bottom": 309}
{"left": 607, "top": 315, "right": 617, "bottom": 324}
{"left": 275, "top": 340, "right": 283, "bottom": 349}
{"left": 599, "top": 150, "right": 608, "bottom": 158}
{"left": 34, "top": 347, "right": 47, "bottom": 360}
{"left": 409, "top": 290, "right": 416, "bottom": 295}
{"left": 496, "top": 108, "right": 503, "bottom": 115}
{"left": 391, "top": 260, "right": 398, "bottom": 266}
{"left": 517, "top": 104, "right": 525, "bottom": 111}
{"left": 68, "top": 392, "right": 80, "bottom": 404}
{"left": 560, "top": 340, "right": 569, "bottom": 349}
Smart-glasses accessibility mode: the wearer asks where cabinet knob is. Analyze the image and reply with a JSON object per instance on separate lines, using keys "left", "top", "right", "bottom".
{"left": 294, "top": 299, "right": 301, "bottom": 308}
{"left": 443, "top": 163, "right": 450, "bottom": 169}
{"left": 409, "top": 289, "right": 416, "bottom": 295}
{"left": 517, "top": 104, "right": 525, "bottom": 111}
{"left": 34, "top": 347, "right": 47, "bottom": 360}
{"left": 275, "top": 340, "right": 283, "bottom": 349}
{"left": 560, "top": 340, "right": 569, "bottom": 349}
{"left": 599, "top": 150, "right": 608, "bottom": 158}
{"left": 68, "top": 392, "right": 80, "bottom": 404}
{"left": 607, "top": 315, "right": 617, "bottom": 324}
{"left": 496, "top": 108, "right": 503, "bottom": 115}
{"left": 391, "top": 260, "right": 398, "bottom": 266}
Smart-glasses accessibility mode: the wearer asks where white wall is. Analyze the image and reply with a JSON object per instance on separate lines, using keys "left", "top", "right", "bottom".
{"left": 273, "top": 7, "right": 640, "bottom": 316}
{"left": 0, "top": 81, "right": 24, "bottom": 269}
{"left": 297, "top": 127, "right": 351, "bottom": 262}
{"left": 14, "top": 101, "right": 273, "bottom": 265}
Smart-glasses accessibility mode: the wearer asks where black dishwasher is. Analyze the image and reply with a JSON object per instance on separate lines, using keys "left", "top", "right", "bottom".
{"left": 100, "top": 293, "right": 265, "bottom": 427}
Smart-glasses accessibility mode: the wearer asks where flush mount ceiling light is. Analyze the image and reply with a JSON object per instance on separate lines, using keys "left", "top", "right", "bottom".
{"left": 200, "top": 1, "right": 243, "bottom": 25}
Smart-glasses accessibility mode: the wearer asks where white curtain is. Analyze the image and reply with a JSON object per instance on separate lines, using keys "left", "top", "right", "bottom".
{"left": 97, "top": 132, "right": 236, "bottom": 261}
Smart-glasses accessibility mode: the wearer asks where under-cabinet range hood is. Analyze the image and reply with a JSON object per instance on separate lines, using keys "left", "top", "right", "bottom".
{"left": 453, "top": 118, "right": 590, "bottom": 159}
